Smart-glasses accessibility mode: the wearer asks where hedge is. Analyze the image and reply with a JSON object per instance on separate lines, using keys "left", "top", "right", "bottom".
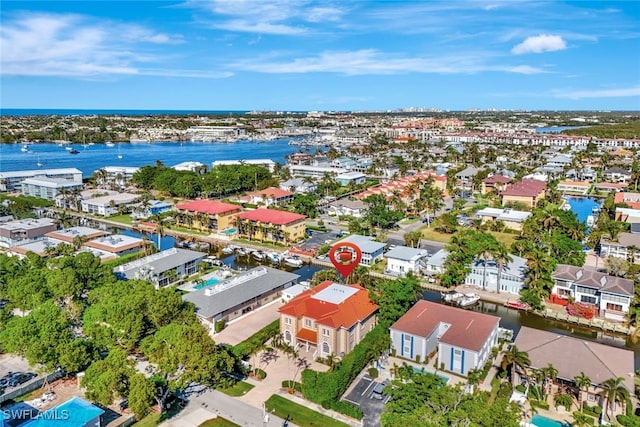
{"left": 301, "top": 324, "right": 389, "bottom": 404}
{"left": 617, "top": 415, "right": 640, "bottom": 427}
{"left": 281, "top": 381, "right": 303, "bottom": 393}
{"left": 531, "top": 401, "right": 550, "bottom": 410}
{"left": 328, "top": 400, "right": 363, "bottom": 420}
{"left": 232, "top": 320, "right": 280, "bottom": 359}
{"left": 582, "top": 405, "right": 602, "bottom": 418}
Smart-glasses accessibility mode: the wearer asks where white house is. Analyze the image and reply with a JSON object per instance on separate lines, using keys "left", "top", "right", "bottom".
{"left": 335, "top": 172, "right": 366, "bottom": 186}
{"left": 0, "top": 168, "right": 82, "bottom": 192}
{"left": 115, "top": 248, "right": 205, "bottom": 288}
{"left": 327, "top": 200, "right": 369, "bottom": 218}
{"left": 280, "top": 178, "right": 317, "bottom": 194}
{"left": 424, "top": 249, "right": 448, "bottom": 276}
{"left": 20, "top": 177, "right": 84, "bottom": 201}
{"left": 390, "top": 300, "right": 500, "bottom": 376}
{"left": 80, "top": 192, "right": 139, "bottom": 216}
{"left": 339, "top": 235, "right": 385, "bottom": 266}
{"left": 464, "top": 254, "right": 527, "bottom": 295}
{"left": 551, "top": 264, "right": 634, "bottom": 321}
{"left": 384, "top": 246, "right": 429, "bottom": 276}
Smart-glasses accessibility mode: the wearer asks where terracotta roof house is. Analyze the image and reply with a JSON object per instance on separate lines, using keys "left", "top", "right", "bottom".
{"left": 175, "top": 199, "right": 241, "bottom": 234}
{"left": 501, "top": 179, "right": 547, "bottom": 208}
{"left": 551, "top": 264, "right": 633, "bottom": 321}
{"left": 237, "top": 208, "right": 306, "bottom": 245}
{"left": 614, "top": 191, "right": 640, "bottom": 209}
{"left": 514, "top": 326, "right": 634, "bottom": 411}
{"left": 481, "top": 174, "right": 512, "bottom": 194}
{"left": 279, "top": 281, "right": 378, "bottom": 358}
{"left": 390, "top": 300, "right": 500, "bottom": 376}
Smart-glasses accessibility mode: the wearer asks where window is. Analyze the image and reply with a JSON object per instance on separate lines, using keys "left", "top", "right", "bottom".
{"left": 581, "top": 295, "right": 597, "bottom": 305}
{"left": 606, "top": 302, "right": 623, "bottom": 311}
{"left": 322, "top": 342, "right": 330, "bottom": 356}
{"left": 403, "top": 335, "right": 411, "bottom": 355}
{"left": 322, "top": 328, "right": 330, "bottom": 337}
{"left": 284, "top": 330, "right": 292, "bottom": 343}
{"left": 284, "top": 317, "right": 292, "bottom": 325}
{"left": 454, "top": 349, "right": 462, "bottom": 356}
{"left": 304, "top": 318, "right": 312, "bottom": 327}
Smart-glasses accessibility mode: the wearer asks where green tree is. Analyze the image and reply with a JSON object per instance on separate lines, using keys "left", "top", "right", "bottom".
{"left": 369, "top": 276, "right": 422, "bottom": 327}
{"left": 599, "top": 377, "right": 630, "bottom": 423}
{"left": 501, "top": 345, "right": 531, "bottom": 386}
{"left": 365, "top": 194, "right": 403, "bottom": 229}
{"left": 574, "top": 372, "right": 591, "bottom": 411}
{"left": 82, "top": 348, "right": 135, "bottom": 405}
{"left": 403, "top": 230, "right": 422, "bottom": 248}
{"left": 128, "top": 373, "right": 156, "bottom": 420}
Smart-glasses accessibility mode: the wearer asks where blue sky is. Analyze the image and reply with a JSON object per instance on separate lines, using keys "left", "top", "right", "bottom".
{"left": 1, "top": 1, "right": 639, "bottom": 111}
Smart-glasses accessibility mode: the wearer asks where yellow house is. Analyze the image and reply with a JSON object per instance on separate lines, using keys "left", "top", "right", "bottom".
{"left": 501, "top": 179, "right": 547, "bottom": 208}
{"left": 175, "top": 200, "right": 241, "bottom": 233}
{"left": 237, "top": 208, "right": 306, "bottom": 245}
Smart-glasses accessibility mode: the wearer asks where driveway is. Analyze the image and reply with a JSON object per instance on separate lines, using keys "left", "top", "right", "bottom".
{"left": 212, "top": 300, "right": 283, "bottom": 346}
{"left": 343, "top": 375, "right": 388, "bottom": 427}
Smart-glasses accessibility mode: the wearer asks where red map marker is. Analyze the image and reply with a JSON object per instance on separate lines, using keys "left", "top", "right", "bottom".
{"left": 328, "top": 242, "right": 362, "bottom": 279}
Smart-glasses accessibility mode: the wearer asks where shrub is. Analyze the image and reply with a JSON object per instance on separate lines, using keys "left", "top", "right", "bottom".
{"left": 515, "top": 384, "right": 526, "bottom": 393}
{"left": 583, "top": 405, "right": 602, "bottom": 418}
{"left": 531, "top": 401, "right": 550, "bottom": 410}
{"left": 214, "top": 319, "right": 226, "bottom": 333}
{"left": 415, "top": 355, "right": 421, "bottom": 364}
{"left": 329, "top": 400, "right": 363, "bottom": 420}
{"left": 572, "top": 412, "right": 595, "bottom": 426}
{"left": 281, "top": 381, "right": 302, "bottom": 393}
{"left": 555, "top": 393, "right": 573, "bottom": 410}
{"left": 497, "top": 382, "right": 514, "bottom": 399}
{"left": 617, "top": 415, "right": 640, "bottom": 427}
{"left": 232, "top": 320, "right": 279, "bottom": 359}
{"left": 254, "top": 368, "right": 267, "bottom": 380}
{"left": 368, "top": 368, "right": 379, "bottom": 378}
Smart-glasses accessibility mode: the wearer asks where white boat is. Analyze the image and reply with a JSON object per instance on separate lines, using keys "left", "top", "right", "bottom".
{"left": 457, "top": 293, "right": 480, "bottom": 307}
{"left": 586, "top": 215, "right": 595, "bottom": 227}
{"left": 441, "top": 292, "right": 463, "bottom": 303}
{"left": 267, "top": 252, "right": 281, "bottom": 264}
{"left": 252, "top": 251, "right": 265, "bottom": 260}
{"left": 221, "top": 246, "right": 234, "bottom": 255}
{"left": 65, "top": 146, "right": 73, "bottom": 151}
{"left": 21, "top": 144, "right": 29, "bottom": 152}
{"left": 284, "top": 255, "right": 304, "bottom": 267}
{"left": 236, "top": 248, "right": 247, "bottom": 256}
{"left": 105, "top": 141, "right": 115, "bottom": 147}
{"left": 36, "top": 156, "right": 42, "bottom": 167}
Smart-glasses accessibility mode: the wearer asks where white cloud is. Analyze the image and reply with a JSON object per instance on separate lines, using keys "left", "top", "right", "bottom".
{"left": 0, "top": 12, "right": 225, "bottom": 79}
{"left": 231, "top": 49, "right": 546, "bottom": 75}
{"left": 554, "top": 86, "right": 640, "bottom": 99}
{"left": 511, "top": 34, "right": 567, "bottom": 54}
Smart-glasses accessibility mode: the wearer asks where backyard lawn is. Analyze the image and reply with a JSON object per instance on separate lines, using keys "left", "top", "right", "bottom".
{"left": 264, "top": 395, "right": 349, "bottom": 427}
{"left": 108, "top": 214, "right": 134, "bottom": 225}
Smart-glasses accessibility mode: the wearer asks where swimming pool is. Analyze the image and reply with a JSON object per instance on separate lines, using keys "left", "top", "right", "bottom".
{"left": 194, "top": 277, "right": 220, "bottom": 290}
{"left": 411, "top": 367, "right": 450, "bottom": 384}
{"left": 531, "top": 414, "right": 570, "bottom": 427}
{"left": 223, "top": 228, "right": 237, "bottom": 235}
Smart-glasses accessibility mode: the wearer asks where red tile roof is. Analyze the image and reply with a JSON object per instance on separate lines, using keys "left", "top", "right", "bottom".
{"left": 483, "top": 175, "right": 512, "bottom": 184}
{"left": 615, "top": 191, "right": 640, "bottom": 209}
{"left": 176, "top": 200, "right": 241, "bottom": 215}
{"left": 296, "top": 328, "right": 317, "bottom": 343}
{"left": 501, "top": 179, "right": 547, "bottom": 198}
{"left": 238, "top": 208, "right": 306, "bottom": 225}
{"left": 279, "top": 281, "right": 378, "bottom": 329}
{"left": 248, "top": 187, "right": 294, "bottom": 199}
{"left": 390, "top": 300, "right": 499, "bottom": 352}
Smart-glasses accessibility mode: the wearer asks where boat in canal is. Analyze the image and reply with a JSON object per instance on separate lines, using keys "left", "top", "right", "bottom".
{"left": 457, "top": 293, "right": 480, "bottom": 307}
{"left": 284, "top": 255, "right": 304, "bottom": 267}
{"left": 504, "top": 301, "right": 531, "bottom": 311}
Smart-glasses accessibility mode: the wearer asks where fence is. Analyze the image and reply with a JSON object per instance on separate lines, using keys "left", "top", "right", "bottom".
{"left": 0, "top": 369, "right": 65, "bottom": 405}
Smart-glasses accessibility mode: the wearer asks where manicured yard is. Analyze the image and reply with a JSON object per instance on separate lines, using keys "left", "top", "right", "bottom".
{"left": 132, "top": 405, "right": 183, "bottom": 427}
{"left": 419, "top": 226, "right": 517, "bottom": 247}
{"left": 219, "top": 381, "right": 254, "bottom": 397}
{"left": 199, "top": 417, "right": 239, "bottom": 427}
{"left": 108, "top": 214, "right": 134, "bottom": 225}
{"left": 265, "top": 394, "right": 349, "bottom": 427}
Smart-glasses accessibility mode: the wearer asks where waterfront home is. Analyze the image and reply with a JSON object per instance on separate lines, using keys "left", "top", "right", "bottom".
{"left": 0, "top": 168, "right": 82, "bottom": 192}
{"left": 603, "top": 167, "right": 631, "bottom": 183}
{"left": 514, "top": 326, "right": 634, "bottom": 416}
{"left": 236, "top": 208, "right": 306, "bottom": 245}
{"left": 212, "top": 159, "right": 275, "bottom": 172}
{"left": 599, "top": 232, "right": 640, "bottom": 263}
{"left": 593, "top": 182, "right": 627, "bottom": 193}
{"left": 184, "top": 267, "right": 299, "bottom": 331}
{"left": 279, "top": 178, "right": 317, "bottom": 194}
{"left": 390, "top": 300, "right": 499, "bottom": 376}
{"left": 614, "top": 207, "right": 640, "bottom": 223}
{"left": 114, "top": 247, "right": 204, "bottom": 288}
{"left": 130, "top": 199, "right": 173, "bottom": 219}
{"left": 384, "top": 246, "right": 429, "bottom": 276}
{"left": 80, "top": 192, "right": 140, "bottom": 216}
{"left": 474, "top": 207, "right": 531, "bottom": 231}
{"left": 0, "top": 218, "right": 57, "bottom": 248}
{"left": 501, "top": 179, "right": 547, "bottom": 208}
{"left": 481, "top": 174, "right": 511, "bottom": 195}
{"left": 339, "top": 234, "right": 386, "bottom": 266}
{"left": 615, "top": 191, "right": 640, "bottom": 209}
{"left": 424, "top": 249, "right": 448, "bottom": 276}
{"left": 557, "top": 180, "right": 591, "bottom": 195}
{"left": 279, "top": 281, "right": 378, "bottom": 358}
{"left": 45, "top": 226, "right": 108, "bottom": 244}
{"left": 175, "top": 200, "right": 241, "bottom": 234}
{"left": 464, "top": 254, "right": 527, "bottom": 295}
{"left": 84, "top": 234, "right": 144, "bottom": 257}
{"left": 20, "top": 177, "right": 84, "bottom": 201}
{"left": 97, "top": 166, "right": 140, "bottom": 188}
{"left": 244, "top": 187, "right": 294, "bottom": 206}
{"left": 173, "top": 161, "right": 207, "bottom": 173}
{"left": 551, "top": 264, "right": 633, "bottom": 321}
{"left": 335, "top": 171, "right": 366, "bottom": 186}
{"left": 327, "top": 199, "right": 369, "bottom": 218}
{"left": 11, "top": 237, "right": 68, "bottom": 258}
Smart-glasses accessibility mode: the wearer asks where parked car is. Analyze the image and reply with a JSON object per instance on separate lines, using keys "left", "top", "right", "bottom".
{"left": 0, "top": 372, "right": 17, "bottom": 388}
{"left": 119, "top": 399, "right": 129, "bottom": 410}
{"left": 8, "top": 372, "right": 36, "bottom": 387}
{"left": 371, "top": 381, "right": 389, "bottom": 400}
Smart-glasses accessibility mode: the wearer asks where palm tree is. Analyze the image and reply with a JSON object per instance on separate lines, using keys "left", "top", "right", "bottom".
{"left": 599, "top": 377, "right": 630, "bottom": 423}
{"left": 573, "top": 372, "right": 591, "bottom": 411}
{"left": 494, "top": 243, "right": 512, "bottom": 294}
{"left": 501, "top": 345, "right": 531, "bottom": 386}
{"left": 541, "top": 363, "right": 558, "bottom": 397}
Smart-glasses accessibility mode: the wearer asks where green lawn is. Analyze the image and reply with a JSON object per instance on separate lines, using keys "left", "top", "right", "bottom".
{"left": 199, "top": 417, "right": 239, "bottom": 427}
{"left": 169, "top": 225, "right": 209, "bottom": 236}
{"left": 232, "top": 238, "right": 285, "bottom": 250}
{"left": 264, "top": 394, "right": 349, "bottom": 427}
{"left": 219, "top": 381, "right": 254, "bottom": 397}
{"left": 419, "top": 226, "right": 517, "bottom": 247}
{"left": 108, "top": 214, "right": 134, "bottom": 225}
{"left": 132, "top": 405, "right": 184, "bottom": 427}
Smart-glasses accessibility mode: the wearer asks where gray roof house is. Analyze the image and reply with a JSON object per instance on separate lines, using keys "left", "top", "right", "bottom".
{"left": 464, "top": 253, "right": 527, "bottom": 295}
{"left": 384, "top": 246, "right": 429, "bottom": 276}
{"left": 114, "top": 247, "right": 205, "bottom": 287}
{"left": 183, "top": 266, "right": 299, "bottom": 327}
{"left": 340, "top": 234, "right": 386, "bottom": 266}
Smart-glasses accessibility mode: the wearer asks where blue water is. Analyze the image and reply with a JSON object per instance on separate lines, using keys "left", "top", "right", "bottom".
{"left": 531, "top": 414, "right": 570, "bottom": 427}
{"left": 0, "top": 139, "right": 303, "bottom": 177}
{"left": 194, "top": 277, "right": 220, "bottom": 290}
{"left": 565, "top": 197, "right": 601, "bottom": 223}
{"left": 121, "top": 229, "right": 177, "bottom": 252}
{"left": 535, "top": 126, "right": 584, "bottom": 133}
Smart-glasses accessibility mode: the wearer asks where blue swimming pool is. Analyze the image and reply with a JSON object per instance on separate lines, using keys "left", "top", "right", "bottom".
{"left": 531, "top": 414, "right": 570, "bottom": 427}
{"left": 565, "top": 196, "right": 601, "bottom": 224}
{"left": 223, "top": 228, "right": 237, "bottom": 235}
{"left": 194, "top": 277, "right": 220, "bottom": 290}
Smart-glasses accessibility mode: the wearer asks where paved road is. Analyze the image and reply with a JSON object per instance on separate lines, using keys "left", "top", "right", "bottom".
{"left": 163, "top": 388, "right": 295, "bottom": 427}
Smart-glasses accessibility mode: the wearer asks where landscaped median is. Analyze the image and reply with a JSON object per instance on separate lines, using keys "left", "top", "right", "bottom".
{"left": 265, "top": 394, "right": 350, "bottom": 427}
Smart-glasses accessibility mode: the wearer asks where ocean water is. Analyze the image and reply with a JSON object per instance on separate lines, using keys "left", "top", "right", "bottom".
{"left": 0, "top": 139, "right": 305, "bottom": 177}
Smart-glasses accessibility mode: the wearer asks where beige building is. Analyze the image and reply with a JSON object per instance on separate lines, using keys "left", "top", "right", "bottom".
{"left": 279, "top": 281, "right": 378, "bottom": 358}
{"left": 175, "top": 199, "right": 241, "bottom": 234}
